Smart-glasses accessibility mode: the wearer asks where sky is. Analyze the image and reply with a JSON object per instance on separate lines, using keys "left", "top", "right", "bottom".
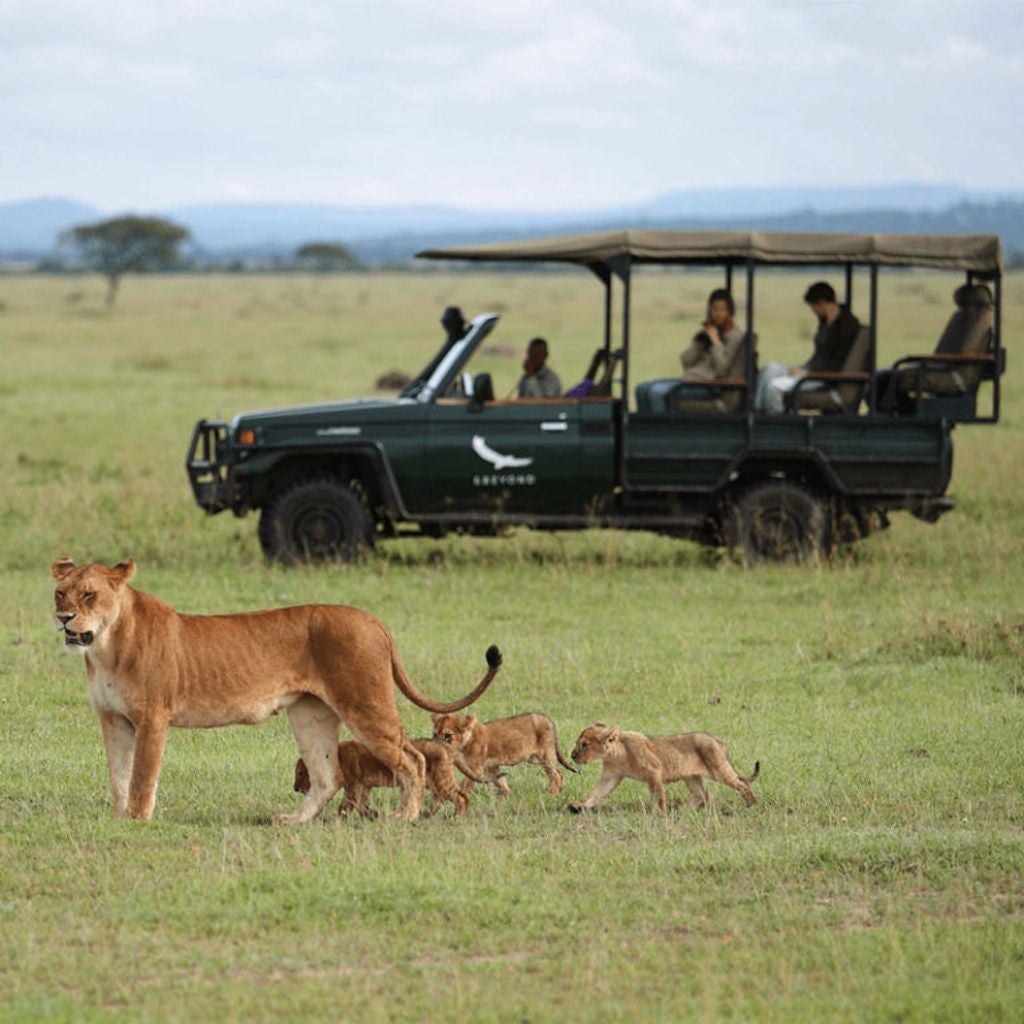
{"left": 2, "top": 0, "right": 1023, "bottom": 212}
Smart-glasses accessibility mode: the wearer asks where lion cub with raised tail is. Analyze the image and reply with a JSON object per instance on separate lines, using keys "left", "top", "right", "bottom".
{"left": 567, "top": 724, "right": 759, "bottom": 814}
{"left": 294, "top": 738, "right": 488, "bottom": 818}
{"left": 432, "top": 712, "right": 577, "bottom": 796}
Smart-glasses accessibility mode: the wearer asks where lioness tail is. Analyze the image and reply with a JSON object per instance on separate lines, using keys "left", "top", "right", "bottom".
{"left": 390, "top": 640, "right": 502, "bottom": 714}
{"left": 741, "top": 760, "right": 761, "bottom": 784}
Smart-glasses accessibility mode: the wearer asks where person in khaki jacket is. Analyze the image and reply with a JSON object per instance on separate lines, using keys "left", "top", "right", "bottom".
{"left": 672, "top": 288, "right": 744, "bottom": 403}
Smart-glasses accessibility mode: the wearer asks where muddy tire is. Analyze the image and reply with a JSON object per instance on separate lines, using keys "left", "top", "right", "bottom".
{"left": 259, "top": 479, "right": 374, "bottom": 565}
{"left": 727, "top": 481, "right": 831, "bottom": 565}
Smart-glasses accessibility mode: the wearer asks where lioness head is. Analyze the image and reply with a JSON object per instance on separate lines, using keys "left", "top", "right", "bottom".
{"left": 571, "top": 724, "right": 621, "bottom": 764}
{"left": 431, "top": 713, "right": 476, "bottom": 751}
{"left": 51, "top": 557, "right": 136, "bottom": 653}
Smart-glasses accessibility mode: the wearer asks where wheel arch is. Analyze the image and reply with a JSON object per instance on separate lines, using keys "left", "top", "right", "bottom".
{"left": 724, "top": 451, "right": 845, "bottom": 504}
{"left": 241, "top": 444, "right": 406, "bottom": 520}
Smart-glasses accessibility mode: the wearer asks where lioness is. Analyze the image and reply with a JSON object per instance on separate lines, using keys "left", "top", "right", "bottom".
{"left": 431, "top": 712, "right": 577, "bottom": 796}
{"left": 567, "top": 724, "right": 759, "bottom": 814}
{"left": 51, "top": 557, "right": 501, "bottom": 822}
{"left": 294, "top": 738, "right": 491, "bottom": 818}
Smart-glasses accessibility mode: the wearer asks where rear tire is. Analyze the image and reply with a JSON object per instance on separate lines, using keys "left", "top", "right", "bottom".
{"left": 259, "top": 479, "right": 374, "bottom": 565}
{"left": 727, "top": 480, "right": 831, "bottom": 565}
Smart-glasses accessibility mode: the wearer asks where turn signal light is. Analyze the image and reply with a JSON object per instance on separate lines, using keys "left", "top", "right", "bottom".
{"left": 237, "top": 429, "right": 256, "bottom": 446}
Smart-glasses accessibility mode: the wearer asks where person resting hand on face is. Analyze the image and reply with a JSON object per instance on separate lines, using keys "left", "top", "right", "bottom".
{"left": 517, "top": 337, "right": 562, "bottom": 398}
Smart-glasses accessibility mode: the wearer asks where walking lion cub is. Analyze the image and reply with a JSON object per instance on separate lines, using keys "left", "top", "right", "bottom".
{"left": 431, "top": 712, "right": 577, "bottom": 796}
{"left": 294, "top": 738, "right": 490, "bottom": 818}
{"left": 568, "top": 724, "right": 759, "bottom": 814}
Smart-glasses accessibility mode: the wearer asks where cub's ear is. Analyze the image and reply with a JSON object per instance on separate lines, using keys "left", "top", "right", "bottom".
{"left": 110, "top": 559, "right": 136, "bottom": 584}
{"left": 51, "top": 557, "right": 76, "bottom": 580}
{"left": 465, "top": 714, "right": 478, "bottom": 727}
{"left": 430, "top": 713, "right": 443, "bottom": 727}
{"left": 604, "top": 725, "right": 621, "bottom": 744}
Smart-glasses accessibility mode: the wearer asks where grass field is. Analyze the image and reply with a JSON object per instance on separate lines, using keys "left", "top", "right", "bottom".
{"left": 1, "top": 269, "right": 1022, "bottom": 1022}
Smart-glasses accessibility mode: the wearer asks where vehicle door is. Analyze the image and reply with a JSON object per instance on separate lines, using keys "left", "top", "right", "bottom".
{"left": 420, "top": 398, "right": 584, "bottom": 514}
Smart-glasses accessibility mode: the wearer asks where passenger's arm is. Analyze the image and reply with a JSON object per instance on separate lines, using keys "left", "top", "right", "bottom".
{"left": 680, "top": 338, "right": 703, "bottom": 371}
{"left": 710, "top": 330, "right": 741, "bottom": 376}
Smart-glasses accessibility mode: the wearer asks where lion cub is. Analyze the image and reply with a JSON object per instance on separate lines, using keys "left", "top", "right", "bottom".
{"left": 294, "top": 738, "right": 486, "bottom": 818}
{"left": 431, "top": 712, "right": 577, "bottom": 796}
{"left": 567, "top": 724, "right": 759, "bottom": 814}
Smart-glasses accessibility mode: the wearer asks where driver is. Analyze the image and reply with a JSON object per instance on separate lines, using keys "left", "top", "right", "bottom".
{"left": 517, "top": 337, "right": 562, "bottom": 398}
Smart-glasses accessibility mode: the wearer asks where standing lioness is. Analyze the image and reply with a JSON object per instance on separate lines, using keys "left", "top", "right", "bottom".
{"left": 51, "top": 557, "right": 501, "bottom": 822}
{"left": 568, "top": 724, "right": 759, "bottom": 814}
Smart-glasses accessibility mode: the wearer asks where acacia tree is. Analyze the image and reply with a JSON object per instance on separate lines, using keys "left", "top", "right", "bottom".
{"left": 295, "top": 241, "right": 358, "bottom": 272}
{"left": 61, "top": 215, "right": 190, "bottom": 306}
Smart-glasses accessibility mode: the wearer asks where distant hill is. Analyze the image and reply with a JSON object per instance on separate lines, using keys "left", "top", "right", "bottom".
{"left": 0, "top": 197, "right": 101, "bottom": 255}
{"left": 2, "top": 185, "right": 1023, "bottom": 262}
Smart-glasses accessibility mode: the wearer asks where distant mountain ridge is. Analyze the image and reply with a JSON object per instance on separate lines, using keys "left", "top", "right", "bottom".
{"left": 2, "top": 184, "right": 1023, "bottom": 260}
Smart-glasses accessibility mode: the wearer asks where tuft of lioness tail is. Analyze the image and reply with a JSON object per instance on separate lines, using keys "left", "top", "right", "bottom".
{"left": 486, "top": 645, "right": 502, "bottom": 669}
{"left": 744, "top": 760, "right": 761, "bottom": 784}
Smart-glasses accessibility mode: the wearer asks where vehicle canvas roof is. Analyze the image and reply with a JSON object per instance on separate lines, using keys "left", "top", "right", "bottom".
{"left": 418, "top": 229, "right": 1003, "bottom": 274}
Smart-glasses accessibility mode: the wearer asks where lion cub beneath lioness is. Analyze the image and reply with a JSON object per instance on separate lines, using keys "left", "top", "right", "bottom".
{"left": 294, "top": 738, "right": 487, "bottom": 818}
{"left": 568, "top": 724, "right": 759, "bottom": 814}
{"left": 432, "top": 712, "right": 577, "bottom": 796}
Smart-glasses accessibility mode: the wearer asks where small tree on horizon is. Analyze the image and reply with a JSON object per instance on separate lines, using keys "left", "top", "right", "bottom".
{"left": 295, "top": 241, "right": 358, "bottom": 272}
{"left": 61, "top": 215, "right": 191, "bottom": 306}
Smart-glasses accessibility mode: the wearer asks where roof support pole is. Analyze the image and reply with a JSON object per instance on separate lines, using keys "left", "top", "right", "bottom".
{"left": 603, "top": 275, "right": 612, "bottom": 355}
{"left": 620, "top": 261, "right": 632, "bottom": 405}
{"left": 993, "top": 273, "right": 1002, "bottom": 421}
{"left": 868, "top": 264, "right": 879, "bottom": 414}
{"left": 586, "top": 262, "right": 613, "bottom": 356}
{"left": 606, "top": 255, "right": 632, "bottom": 403}
{"left": 725, "top": 263, "right": 733, "bottom": 294}
{"left": 845, "top": 263, "right": 853, "bottom": 308}
{"left": 745, "top": 260, "right": 755, "bottom": 412}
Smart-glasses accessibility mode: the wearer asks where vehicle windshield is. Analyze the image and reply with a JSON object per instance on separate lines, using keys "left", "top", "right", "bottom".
{"left": 402, "top": 313, "right": 499, "bottom": 402}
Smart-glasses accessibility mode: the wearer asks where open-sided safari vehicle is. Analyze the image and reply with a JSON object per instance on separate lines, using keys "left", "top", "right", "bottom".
{"left": 186, "top": 229, "right": 1005, "bottom": 564}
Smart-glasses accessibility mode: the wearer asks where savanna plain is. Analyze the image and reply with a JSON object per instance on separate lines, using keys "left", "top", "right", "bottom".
{"left": 1, "top": 269, "right": 1022, "bottom": 1023}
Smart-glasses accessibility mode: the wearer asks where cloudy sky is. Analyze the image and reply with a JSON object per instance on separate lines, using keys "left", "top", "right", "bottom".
{"left": 3, "top": 0, "right": 1022, "bottom": 211}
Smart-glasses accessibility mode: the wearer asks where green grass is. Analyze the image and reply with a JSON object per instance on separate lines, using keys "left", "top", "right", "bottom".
{"left": 1, "top": 270, "right": 1022, "bottom": 1022}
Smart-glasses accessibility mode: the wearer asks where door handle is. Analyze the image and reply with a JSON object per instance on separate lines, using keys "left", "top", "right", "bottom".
{"left": 540, "top": 422, "right": 569, "bottom": 432}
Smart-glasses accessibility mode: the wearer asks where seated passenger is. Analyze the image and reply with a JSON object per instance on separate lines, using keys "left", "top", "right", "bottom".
{"left": 755, "top": 281, "right": 861, "bottom": 414}
{"left": 518, "top": 337, "right": 562, "bottom": 398}
{"left": 673, "top": 289, "right": 744, "bottom": 402}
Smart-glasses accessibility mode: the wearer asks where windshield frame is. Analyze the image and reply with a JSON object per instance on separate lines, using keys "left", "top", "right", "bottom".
{"left": 411, "top": 313, "right": 500, "bottom": 403}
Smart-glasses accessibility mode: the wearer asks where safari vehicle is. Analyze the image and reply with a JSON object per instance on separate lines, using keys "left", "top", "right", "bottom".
{"left": 186, "top": 230, "right": 1005, "bottom": 564}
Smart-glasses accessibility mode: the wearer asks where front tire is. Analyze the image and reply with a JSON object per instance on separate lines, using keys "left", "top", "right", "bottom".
{"left": 259, "top": 479, "right": 374, "bottom": 565}
{"left": 727, "top": 480, "right": 831, "bottom": 565}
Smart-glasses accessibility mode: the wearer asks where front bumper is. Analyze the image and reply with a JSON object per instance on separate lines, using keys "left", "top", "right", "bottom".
{"left": 185, "top": 419, "right": 235, "bottom": 513}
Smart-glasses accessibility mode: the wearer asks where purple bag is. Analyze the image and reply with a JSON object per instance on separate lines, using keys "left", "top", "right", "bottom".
{"left": 564, "top": 379, "right": 595, "bottom": 398}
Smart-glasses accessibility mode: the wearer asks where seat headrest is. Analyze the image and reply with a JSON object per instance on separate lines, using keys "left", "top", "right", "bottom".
{"left": 953, "top": 283, "right": 994, "bottom": 310}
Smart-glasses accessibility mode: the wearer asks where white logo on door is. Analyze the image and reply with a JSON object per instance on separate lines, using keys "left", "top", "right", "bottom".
{"left": 471, "top": 435, "right": 534, "bottom": 470}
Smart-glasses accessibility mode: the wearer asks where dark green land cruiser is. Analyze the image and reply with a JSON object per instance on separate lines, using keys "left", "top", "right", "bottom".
{"left": 186, "top": 230, "right": 1005, "bottom": 564}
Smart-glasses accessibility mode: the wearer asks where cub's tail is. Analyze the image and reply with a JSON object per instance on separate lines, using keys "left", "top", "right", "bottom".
{"left": 554, "top": 720, "right": 579, "bottom": 773}
{"left": 453, "top": 761, "right": 489, "bottom": 785}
